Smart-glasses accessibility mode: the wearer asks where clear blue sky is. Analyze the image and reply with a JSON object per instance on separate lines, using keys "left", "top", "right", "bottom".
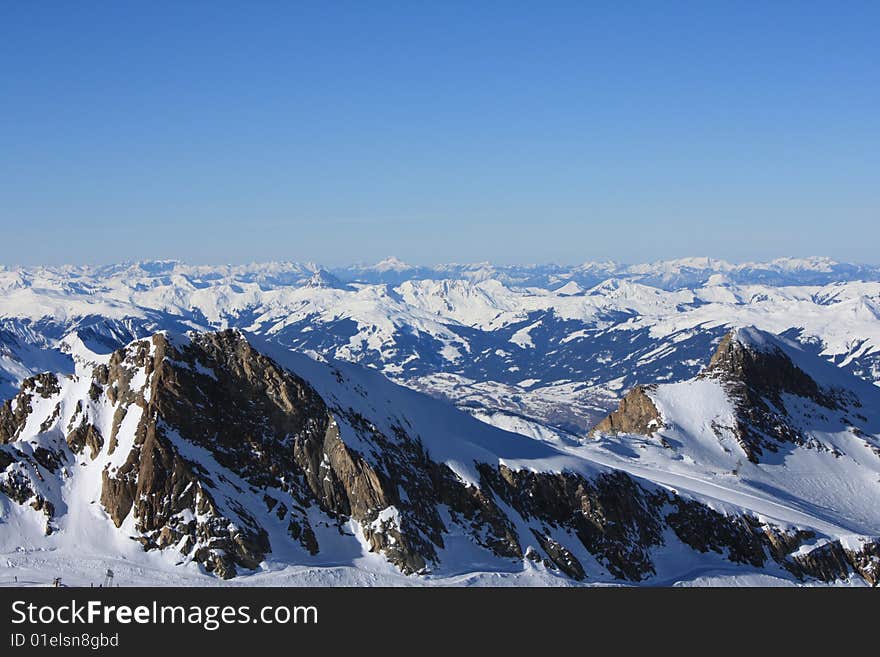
{"left": 1, "top": 1, "right": 878, "bottom": 266}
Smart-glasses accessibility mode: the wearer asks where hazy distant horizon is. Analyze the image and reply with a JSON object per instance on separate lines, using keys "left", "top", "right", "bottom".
{"left": 3, "top": 254, "right": 880, "bottom": 271}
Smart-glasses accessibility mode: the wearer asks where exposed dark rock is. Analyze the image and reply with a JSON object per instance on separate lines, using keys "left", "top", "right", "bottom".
{"left": 589, "top": 329, "right": 868, "bottom": 466}
{"left": 665, "top": 498, "right": 767, "bottom": 567}
{"left": 704, "top": 331, "right": 840, "bottom": 410}
{"left": 589, "top": 385, "right": 661, "bottom": 436}
{"left": 785, "top": 538, "right": 880, "bottom": 585}
{"left": 2, "top": 328, "right": 877, "bottom": 585}
{"left": 431, "top": 462, "right": 521, "bottom": 560}
{"left": 32, "top": 445, "right": 64, "bottom": 473}
{"left": 92, "top": 330, "right": 481, "bottom": 576}
{"left": 479, "top": 464, "right": 663, "bottom": 580}
{"left": 787, "top": 541, "right": 851, "bottom": 583}
{"left": 287, "top": 517, "right": 319, "bottom": 555}
{"left": 66, "top": 421, "right": 104, "bottom": 460}
{"left": 761, "top": 527, "right": 816, "bottom": 562}
{"left": 698, "top": 330, "right": 852, "bottom": 462}
{"left": 844, "top": 539, "right": 880, "bottom": 585}
{"left": 0, "top": 448, "right": 55, "bottom": 528}
{"left": 0, "top": 447, "right": 13, "bottom": 470}
{"left": 530, "top": 529, "right": 586, "bottom": 580}
{"left": 0, "top": 374, "right": 61, "bottom": 444}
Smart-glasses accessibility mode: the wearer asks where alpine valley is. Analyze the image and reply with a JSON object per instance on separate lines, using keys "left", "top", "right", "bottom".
{"left": 2, "top": 257, "right": 880, "bottom": 587}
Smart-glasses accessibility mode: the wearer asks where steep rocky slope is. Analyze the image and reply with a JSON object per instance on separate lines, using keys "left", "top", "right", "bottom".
{"left": 2, "top": 328, "right": 878, "bottom": 585}
{"left": 584, "top": 327, "right": 880, "bottom": 584}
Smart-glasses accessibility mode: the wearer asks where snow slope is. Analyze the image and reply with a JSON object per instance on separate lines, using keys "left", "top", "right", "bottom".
{"left": 3, "top": 259, "right": 880, "bottom": 434}
{"left": 584, "top": 328, "right": 880, "bottom": 538}
{"left": 2, "top": 327, "right": 880, "bottom": 586}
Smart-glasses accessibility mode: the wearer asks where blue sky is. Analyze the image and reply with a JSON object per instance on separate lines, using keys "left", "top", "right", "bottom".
{"left": 1, "top": 1, "right": 878, "bottom": 266}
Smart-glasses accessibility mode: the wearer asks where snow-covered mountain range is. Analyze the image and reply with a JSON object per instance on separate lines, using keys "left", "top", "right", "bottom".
{"left": 334, "top": 255, "right": 880, "bottom": 289}
{"left": 2, "top": 326, "right": 879, "bottom": 586}
{"left": 2, "top": 257, "right": 879, "bottom": 437}
{"left": 2, "top": 257, "right": 880, "bottom": 586}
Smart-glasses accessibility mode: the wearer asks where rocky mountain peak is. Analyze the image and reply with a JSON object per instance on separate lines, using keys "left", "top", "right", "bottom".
{"left": 3, "top": 327, "right": 880, "bottom": 585}
{"left": 589, "top": 326, "right": 869, "bottom": 464}
{"left": 588, "top": 385, "right": 662, "bottom": 437}
{"left": 704, "top": 328, "right": 858, "bottom": 463}
{"left": 701, "top": 327, "right": 841, "bottom": 413}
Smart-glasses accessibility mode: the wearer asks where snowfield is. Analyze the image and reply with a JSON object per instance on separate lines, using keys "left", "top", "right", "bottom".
{"left": 2, "top": 258, "right": 880, "bottom": 586}
{"left": 3, "top": 259, "right": 880, "bottom": 421}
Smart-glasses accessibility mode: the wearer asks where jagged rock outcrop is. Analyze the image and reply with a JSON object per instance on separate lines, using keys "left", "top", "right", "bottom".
{"left": 785, "top": 538, "right": 880, "bottom": 585}
{"left": 0, "top": 330, "right": 527, "bottom": 578}
{"left": 578, "top": 326, "right": 880, "bottom": 585}
{"left": 1, "top": 372, "right": 62, "bottom": 444}
{"left": 842, "top": 539, "right": 880, "bottom": 585}
{"left": 480, "top": 465, "right": 663, "bottom": 580}
{"left": 0, "top": 372, "right": 65, "bottom": 533}
{"left": 90, "top": 330, "right": 445, "bottom": 577}
{"left": 0, "top": 443, "right": 57, "bottom": 532}
{"left": 2, "top": 328, "right": 878, "bottom": 585}
{"left": 589, "top": 385, "right": 661, "bottom": 437}
{"left": 704, "top": 331, "right": 840, "bottom": 407}
{"left": 475, "top": 461, "right": 865, "bottom": 583}
{"left": 591, "top": 327, "right": 869, "bottom": 463}
{"left": 699, "top": 328, "right": 856, "bottom": 462}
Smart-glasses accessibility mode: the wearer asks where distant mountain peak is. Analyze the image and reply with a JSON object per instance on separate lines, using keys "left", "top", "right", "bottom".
{"left": 306, "top": 268, "right": 350, "bottom": 290}
{"left": 373, "top": 256, "right": 414, "bottom": 272}
{"left": 553, "top": 281, "right": 583, "bottom": 296}
{"left": 765, "top": 256, "right": 839, "bottom": 271}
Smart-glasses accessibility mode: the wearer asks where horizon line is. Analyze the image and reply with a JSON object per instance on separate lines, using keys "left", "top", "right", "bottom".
{"left": 3, "top": 255, "right": 879, "bottom": 271}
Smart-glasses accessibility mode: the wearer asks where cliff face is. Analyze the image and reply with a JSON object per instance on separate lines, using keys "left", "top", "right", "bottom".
{"left": 0, "top": 372, "right": 63, "bottom": 529}
{"left": 580, "top": 326, "right": 880, "bottom": 584}
{"left": 590, "top": 328, "right": 870, "bottom": 463}
{"left": 83, "top": 331, "right": 528, "bottom": 577}
{"left": 698, "top": 328, "right": 860, "bottom": 462}
{"left": 0, "top": 331, "right": 525, "bottom": 578}
{"left": 2, "top": 328, "right": 878, "bottom": 585}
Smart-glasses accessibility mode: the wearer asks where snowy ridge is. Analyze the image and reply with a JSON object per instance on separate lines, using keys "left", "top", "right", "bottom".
{"left": 3, "top": 258, "right": 880, "bottom": 442}
{"left": 2, "top": 328, "right": 880, "bottom": 586}
{"left": 587, "top": 327, "right": 880, "bottom": 536}
{"left": 3, "top": 259, "right": 880, "bottom": 586}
